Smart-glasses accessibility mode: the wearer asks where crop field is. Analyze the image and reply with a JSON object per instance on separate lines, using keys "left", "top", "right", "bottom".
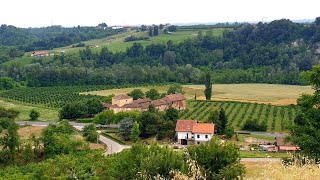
{"left": 0, "top": 98, "right": 58, "bottom": 121}
{"left": 181, "top": 100, "right": 297, "bottom": 132}
{"left": 84, "top": 84, "right": 312, "bottom": 105}
{"left": 0, "top": 84, "right": 166, "bottom": 108}
{"left": 0, "top": 83, "right": 304, "bottom": 127}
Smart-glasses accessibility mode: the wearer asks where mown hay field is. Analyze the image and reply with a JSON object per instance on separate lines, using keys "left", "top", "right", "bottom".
{"left": 83, "top": 83, "right": 313, "bottom": 105}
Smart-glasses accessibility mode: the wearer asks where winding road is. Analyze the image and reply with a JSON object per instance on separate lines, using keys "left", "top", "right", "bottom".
{"left": 16, "top": 121, "right": 129, "bottom": 154}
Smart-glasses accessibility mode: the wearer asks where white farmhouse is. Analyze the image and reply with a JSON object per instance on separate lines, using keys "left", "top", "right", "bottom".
{"left": 175, "top": 120, "right": 215, "bottom": 145}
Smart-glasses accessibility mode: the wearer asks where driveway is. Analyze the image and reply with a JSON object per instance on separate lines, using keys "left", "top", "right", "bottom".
{"left": 99, "top": 135, "right": 131, "bottom": 154}
{"left": 15, "top": 120, "right": 129, "bottom": 154}
{"left": 240, "top": 158, "right": 281, "bottom": 162}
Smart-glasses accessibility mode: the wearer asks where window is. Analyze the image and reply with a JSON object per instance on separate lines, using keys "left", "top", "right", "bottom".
{"left": 205, "top": 135, "right": 208, "bottom": 138}
{"left": 197, "top": 135, "right": 200, "bottom": 138}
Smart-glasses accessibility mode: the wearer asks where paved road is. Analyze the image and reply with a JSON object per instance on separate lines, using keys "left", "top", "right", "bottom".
{"left": 99, "top": 135, "right": 131, "bottom": 154}
{"left": 240, "top": 158, "right": 281, "bottom": 162}
{"left": 16, "top": 121, "right": 120, "bottom": 129}
{"left": 235, "top": 131, "right": 288, "bottom": 137}
{"left": 16, "top": 120, "right": 128, "bottom": 154}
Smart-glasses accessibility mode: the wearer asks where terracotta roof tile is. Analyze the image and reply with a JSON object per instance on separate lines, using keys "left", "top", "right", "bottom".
{"left": 175, "top": 120, "right": 197, "bottom": 132}
{"left": 165, "top": 93, "right": 186, "bottom": 102}
{"left": 192, "top": 123, "right": 215, "bottom": 134}
{"left": 113, "top": 94, "right": 132, "bottom": 100}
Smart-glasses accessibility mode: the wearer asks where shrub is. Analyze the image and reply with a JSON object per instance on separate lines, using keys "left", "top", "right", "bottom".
{"left": 242, "top": 119, "right": 267, "bottom": 131}
{"left": 83, "top": 124, "right": 98, "bottom": 143}
{"left": 29, "top": 109, "right": 40, "bottom": 121}
{"left": 188, "top": 138, "right": 245, "bottom": 179}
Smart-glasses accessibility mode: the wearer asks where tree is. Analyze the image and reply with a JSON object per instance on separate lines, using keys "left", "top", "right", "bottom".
{"left": 206, "top": 108, "right": 221, "bottom": 133}
{"left": 59, "top": 103, "right": 87, "bottom": 120}
{"left": 163, "top": 51, "right": 176, "bottom": 66}
{"left": 188, "top": 138, "right": 245, "bottom": 179}
{"left": 139, "top": 112, "right": 161, "bottom": 137}
{"left": 98, "top": 47, "right": 112, "bottom": 65}
{"left": 29, "top": 109, "right": 40, "bottom": 121}
{"left": 164, "top": 107, "right": 179, "bottom": 121}
{"left": 118, "top": 117, "right": 133, "bottom": 140}
{"left": 0, "top": 77, "right": 16, "bottom": 90}
{"left": 149, "top": 28, "right": 153, "bottom": 36}
{"left": 148, "top": 104, "right": 157, "bottom": 113}
{"left": 83, "top": 124, "right": 98, "bottom": 143}
{"left": 225, "top": 127, "right": 235, "bottom": 139}
{"left": 291, "top": 65, "right": 320, "bottom": 159}
{"left": 0, "top": 107, "right": 19, "bottom": 119}
{"left": 167, "top": 84, "right": 183, "bottom": 95}
{"left": 126, "top": 42, "right": 144, "bottom": 57}
{"left": 86, "top": 99, "right": 104, "bottom": 115}
{"left": 145, "top": 88, "right": 161, "bottom": 100}
{"left": 153, "top": 26, "right": 159, "bottom": 36}
{"left": 242, "top": 119, "right": 267, "bottom": 131}
{"left": 219, "top": 108, "right": 227, "bottom": 134}
{"left": 127, "top": 89, "right": 145, "bottom": 100}
{"left": 315, "top": 17, "right": 320, "bottom": 26}
{"left": 1, "top": 121, "right": 20, "bottom": 164}
{"left": 93, "top": 110, "right": 115, "bottom": 125}
{"left": 130, "top": 121, "right": 140, "bottom": 142}
{"left": 168, "top": 25, "right": 177, "bottom": 32}
{"left": 204, "top": 71, "right": 212, "bottom": 100}
{"left": 22, "top": 143, "right": 35, "bottom": 163}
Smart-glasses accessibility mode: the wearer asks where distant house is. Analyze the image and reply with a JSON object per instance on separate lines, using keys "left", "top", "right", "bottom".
{"left": 31, "top": 51, "right": 49, "bottom": 57}
{"left": 260, "top": 145, "right": 277, "bottom": 152}
{"left": 111, "top": 26, "right": 123, "bottom": 30}
{"left": 152, "top": 93, "right": 186, "bottom": 111}
{"left": 104, "top": 93, "right": 186, "bottom": 113}
{"left": 275, "top": 137, "right": 300, "bottom": 152}
{"left": 175, "top": 120, "right": 215, "bottom": 145}
{"left": 103, "top": 95, "right": 151, "bottom": 113}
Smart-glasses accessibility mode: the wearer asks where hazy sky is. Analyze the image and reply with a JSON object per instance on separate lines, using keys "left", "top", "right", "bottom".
{"left": 1, "top": 0, "right": 319, "bottom": 27}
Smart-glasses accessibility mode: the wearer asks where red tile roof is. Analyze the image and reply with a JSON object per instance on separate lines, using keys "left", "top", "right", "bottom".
{"left": 113, "top": 94, "right": 132, "bottom": 100}
{"left": 165, "top": 93, "right": 186, "bottom": 102}
{"left": 32, "top": 51, "right": 49, "bottom": 55}
{"left": 175, "top": 120, "right": 197, "bottom": 132}
{"left": 192, "top": 123, "right": 215, "bottom": 134}
{"left": 278, "top": 146, "right": 300, "bottom": 151}
{"left": 175, "top": 120, "right": 215, "bottom": 134}
{"left": 134, "top": 98, "right": 152, "bottom": 104}
{"left": 103, "top": 103, "right": 119, "bottom": 108}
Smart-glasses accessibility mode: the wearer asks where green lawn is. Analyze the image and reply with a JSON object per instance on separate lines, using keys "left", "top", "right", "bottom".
{"left": 240, "top": 151, "right": 290, "bottom": 158}
{"left": 0, "top": 98, "right": 58, "bottom": 122}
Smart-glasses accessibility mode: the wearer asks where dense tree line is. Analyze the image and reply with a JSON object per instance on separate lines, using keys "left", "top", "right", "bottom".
{"left": 291, "top": 65, "right": 320, "bottom": 159}
{"left": 1, "top": 18, "right": 320, "bottom": 86}
{"left": 0, "top": 24, "right": 124, "bottom": 52}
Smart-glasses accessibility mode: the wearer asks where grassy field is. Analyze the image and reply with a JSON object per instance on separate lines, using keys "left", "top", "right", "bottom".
{"left": 240, "top": 151, "right": 290, "bottom": 158}
{"left": 53, "top": 28, "right": 228, "bottom": 53}
{"left": 2, "top": 28, "right": 228, "bottom": 67}
{"left": 0, "top": 98, "right": 58, "bottom": 121}
{"left": 83, "top": 83, "right": 313, "bottom": 105}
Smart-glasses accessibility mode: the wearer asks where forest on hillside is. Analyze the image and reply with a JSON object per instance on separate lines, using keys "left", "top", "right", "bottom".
{"left": 0, "top": 18, "right": 320, "bottom": 86}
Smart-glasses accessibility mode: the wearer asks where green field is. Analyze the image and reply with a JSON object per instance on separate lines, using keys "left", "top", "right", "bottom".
{"left": 0, "top": 98, "right": 58, "bottom": 121}
{"left": 84, "top": 84, "right": 312, "bottom": 105}
{"left": 2, "top": 28, "right": 229, "bottom": 67}
{"left": 181, "top": 100, "right": 296, "bottom": 132}
{"left": 239, "top": 151, "right": 290, "bottom": 158}
{"left": 0, "top": 83, "right": 304, "bottom": 127}
{"left": 54, "top": 28, "right": 228, "bottom": 53}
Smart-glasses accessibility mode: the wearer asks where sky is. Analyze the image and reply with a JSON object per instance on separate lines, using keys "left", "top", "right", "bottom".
{"left": 1, "top": 0, "right": 319, "bottom": 27}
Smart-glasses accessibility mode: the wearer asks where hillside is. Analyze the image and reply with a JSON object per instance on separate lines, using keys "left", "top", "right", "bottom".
{"left": 0, "top": 18, "right": 319, "bottom": 87}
